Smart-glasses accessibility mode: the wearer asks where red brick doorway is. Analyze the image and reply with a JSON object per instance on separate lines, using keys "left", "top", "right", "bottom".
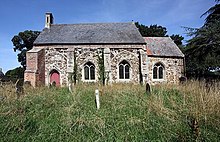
{"left": 50, "top": 70, "right": 60, "bottom": 86}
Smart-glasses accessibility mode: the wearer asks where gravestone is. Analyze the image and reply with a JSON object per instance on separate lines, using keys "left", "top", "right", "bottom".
{"left": 146, "top": 83, "right": 151, "bottom": 95}
{"left": 95, "top": 89, "right": 100, "bottom": 109}
{"left": 179, "top": 76, "right": 187, "bottom": 84}
{"left": 68, "top": 83, "right": 74, "bottom": 93}
{"left": 15, "top": 79, "right": 24, "bottom": 99}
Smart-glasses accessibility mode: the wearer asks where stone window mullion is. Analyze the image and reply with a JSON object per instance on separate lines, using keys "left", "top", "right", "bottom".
{"left": 153, "top": 63, "right": 164, "bottom": 80}
{"left": 119, "top": 60, "right": 130, "bottom": 80}
{"left": 84, "top": 62, "right": 95, "bottom": 81}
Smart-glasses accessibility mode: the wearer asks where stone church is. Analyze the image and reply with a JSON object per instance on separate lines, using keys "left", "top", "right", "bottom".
{"left": 24, "top": 13, "right": 185, "bottom": 87}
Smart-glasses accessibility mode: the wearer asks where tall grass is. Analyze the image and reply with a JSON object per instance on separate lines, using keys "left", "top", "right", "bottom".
{"left": 0, "top": 81, "right": 219, "bottom": 141}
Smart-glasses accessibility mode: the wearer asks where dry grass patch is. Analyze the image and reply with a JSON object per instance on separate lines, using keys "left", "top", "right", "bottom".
{"left": 0, "top": 81, "right": 219, "bottom": 141}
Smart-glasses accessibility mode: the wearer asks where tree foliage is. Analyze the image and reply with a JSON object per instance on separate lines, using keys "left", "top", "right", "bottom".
{"left": 12, "top": 30, "right": 40, "bottom": 69}
{"left": 185, "top": 1, "right": 220, "bottom": 78}
{"left": 201, "top": 0, "right": 220, "bottom": 24}
{"left": 5, "top": 67, "right": 25, "bottom": 82}
{"left": 135, "top": 22, "right": 168, "bottom": 37}
{"left": 135, "top": 22, "right": 184, "bottom": 50}
{"left": 170, "top": 34, "right": 184, "bottom": 47}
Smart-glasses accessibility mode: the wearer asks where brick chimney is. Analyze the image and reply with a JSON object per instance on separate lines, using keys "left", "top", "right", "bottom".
{"left": 45, "top": 12, "right": 54, "bottom": 28}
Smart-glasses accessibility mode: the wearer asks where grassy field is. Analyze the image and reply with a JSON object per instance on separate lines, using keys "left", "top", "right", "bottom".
{"left": 0, "top": 81, "right": 219, "bottom": 141}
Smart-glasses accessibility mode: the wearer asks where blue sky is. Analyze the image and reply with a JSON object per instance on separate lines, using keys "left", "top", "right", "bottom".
{"left": 0, "top": 0, "right": 215, "bottom": 73}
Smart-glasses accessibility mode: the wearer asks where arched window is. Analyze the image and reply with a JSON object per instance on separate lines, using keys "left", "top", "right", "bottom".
{"left": 119, "top": 60, "right": 130, "bottom": 79}
{"left": 84, "top": 62, "right": 95, "bottom": 80}
{"left": 153, "top": 63, "right": 164, "bottom": 79}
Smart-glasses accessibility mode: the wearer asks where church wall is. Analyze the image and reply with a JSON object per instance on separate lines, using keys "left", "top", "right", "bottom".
{"left": 24, "top": 48, "right": 45, "bottom": 87}
{"left": 36, "top": 49, "right": 45, "bottom": 86}
{"left": 147, "top": 56, "right": 184, "bottom": 85}
{"left": 44, "top": 47, "right": 68, "bottom": 86}
{"left": 24, "top": 71, "right": 36, "bottom": 86}
{"left": 74, "top": 44, "right": 144, "bottom": 84}
{"left": 76, "top": 48, "right": 99, "bottom": 83}
{"left": 27, "top": 44, "right": 184, "bottom": 86}
{"left": 110, "top": 48, "right": 140, "bottom": 83}
{"left": 39, "top": 44, "right": 144, "bottom": 85}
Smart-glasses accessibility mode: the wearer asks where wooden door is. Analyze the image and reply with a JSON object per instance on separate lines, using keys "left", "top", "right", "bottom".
{"left": 50, "top": 70, "right": 60, "bottom": 86}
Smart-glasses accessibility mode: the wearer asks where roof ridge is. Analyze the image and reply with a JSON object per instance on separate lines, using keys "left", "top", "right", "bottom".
{"left": 51, "top": 22, "right": 134, "bottom": 26}
{"left": 35, "top": 22, "right": 145, "bottom": 44}
{"left": 143, "top": 37, "right": 170, "bottom": 38}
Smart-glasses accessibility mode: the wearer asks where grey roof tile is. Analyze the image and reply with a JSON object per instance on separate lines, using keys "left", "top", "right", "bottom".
{"left": 144, "top": 37, "right": 184, "bottom": 57}
{"left": 34, "top": 23, "right": 145, "bottom": 45}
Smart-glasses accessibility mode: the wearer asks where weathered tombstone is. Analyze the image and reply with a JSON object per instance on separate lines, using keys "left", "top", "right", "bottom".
{"left": 179, "top": 76, "right": 187, "bottom": 84}
{"left": 15, "top": 79, "right": 24, "bottom": 99}
{"left": 146, "top": 83, "right": 151, "bottom": 95}
{"left": 95, "top": 89, "right": 100, "bottom": 109}
{"left": 51, "top": 81, "right": 56, "bottom": 87}
{"left": 68, "top": 83, "right": 74, "bottom": 93}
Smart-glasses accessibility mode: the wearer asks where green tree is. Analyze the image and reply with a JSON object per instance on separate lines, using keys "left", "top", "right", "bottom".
{"left": 201, "top": 0, "right": 220, "bottom": 24}
{"left": 170, "top": 34, "right": 184, "bottom": 47}
{"left": 5, "top": 67, "right": 25, "bottom": 82}
{"left": 135, "top": 22, "right": 168, "bottom": 37}
{"left": 135, "top": 22, "right": 184, "bottom": 50}
{"left": 185, "top": 0, "right": 220, "bottom": 78}
{"left": 12, "top": 30, "right": 40, "bottom": 69}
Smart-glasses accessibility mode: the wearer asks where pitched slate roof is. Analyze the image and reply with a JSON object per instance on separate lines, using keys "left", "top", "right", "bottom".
{"left": 34, "top": 23, "right": 145, "bottom": 45}
{"left": 144, "top": 37, "right": 184, "bottom": 58}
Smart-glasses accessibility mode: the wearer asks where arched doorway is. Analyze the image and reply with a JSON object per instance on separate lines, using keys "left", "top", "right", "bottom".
{"left": 50, "top": 70, "right": 60, "bottom": 86}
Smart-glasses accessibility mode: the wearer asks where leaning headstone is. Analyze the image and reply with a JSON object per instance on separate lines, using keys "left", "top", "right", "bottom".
{"left": 146, "top": 83, "right": 151, "bottom": 95}
{"left": 68, "top": 83, "right": 74, "bottom": 93}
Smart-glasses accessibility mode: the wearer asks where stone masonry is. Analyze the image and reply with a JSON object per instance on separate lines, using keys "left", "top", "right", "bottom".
{"left": 25, "top": 44, "right": 184, "bottom": 87}
{"left": 24, "top": 13, "right": 185, "bottom": 87}
{"left": 147, "top": 56, "right": 184, "bottom": 85}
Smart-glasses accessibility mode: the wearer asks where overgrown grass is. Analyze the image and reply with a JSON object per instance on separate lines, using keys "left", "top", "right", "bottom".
{"left": 0, "top": 81, "right": 219, "bottom": 141}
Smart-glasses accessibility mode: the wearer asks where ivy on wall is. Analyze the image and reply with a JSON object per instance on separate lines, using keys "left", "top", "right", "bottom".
{"left": 73, "top": 48, "right": 78, "bottom": 84}
{"left": 68, "top": 48, "right": 78, "bottom": 84}
{"left": 97, "top": 48, "right": 105, "bottom": 85}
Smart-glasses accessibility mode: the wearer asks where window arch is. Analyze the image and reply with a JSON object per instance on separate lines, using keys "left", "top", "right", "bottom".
{"left": 84, "top": 62, "right": 95, "bottom": 80}
{"left": 153, "top": 63, "right": 164, "bottom": 79}
{"left": 119, "top": 60, "right": 130, "bottom": 79}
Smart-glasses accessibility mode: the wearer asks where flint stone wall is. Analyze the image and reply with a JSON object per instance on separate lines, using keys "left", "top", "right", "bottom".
{"left": 45, "top": 47, "right": 68, "bottom": 86}
{"left": 147, "top": 56, "right": 184, "bottom": 85}
{"left": 24, "top": 48, "right": 45, "bottom": 87}
{"left": 32, "top": 44, "right": 144, "bottom": 86}
{"left": 24, "top": 44, "right": 183, "bottom": 86}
